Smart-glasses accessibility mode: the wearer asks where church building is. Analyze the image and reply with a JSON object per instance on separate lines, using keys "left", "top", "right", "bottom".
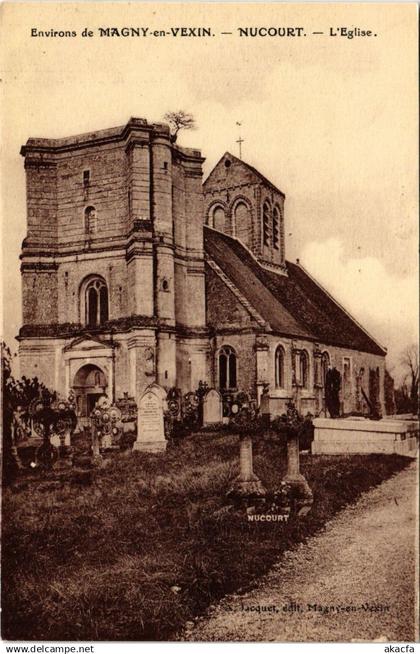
{"left": 18, "top": 117, "right": 387, "bottom": 419}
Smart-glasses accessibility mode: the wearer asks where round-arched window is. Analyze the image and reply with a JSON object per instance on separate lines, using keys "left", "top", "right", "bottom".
{"left": 263, "top": 201, "right": 271, "bottom": 247}
{"left": 300, "top": 350, "right": 309, "bottom": 389}
{"left": 234, "top": 202, "right": 251, "bottom": 246}
{"left": 219, "top": 345, "right": 237, "bottom": 390}
{"left": 84, "top": 277, "right": 108, "bottom": 327}
{"left": 275, "top": 345, "right": 285, "bottom": 388}
{"left": 213, "top": 206, "right": 226, "bottom": 232}
{"left": 273, "top": 206, "right": 280, "bottom": 251}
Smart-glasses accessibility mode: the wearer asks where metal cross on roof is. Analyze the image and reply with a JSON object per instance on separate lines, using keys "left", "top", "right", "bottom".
{"left": 236, "top": 121, "right": 244, "bottom": 159}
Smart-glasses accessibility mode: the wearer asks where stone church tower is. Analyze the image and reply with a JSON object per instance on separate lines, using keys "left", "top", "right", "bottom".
{"left": 203, "top": 152, "right": 286, "bottom": 272}
{"left": 19, "top": 118, "right": 209, "bottom": 418}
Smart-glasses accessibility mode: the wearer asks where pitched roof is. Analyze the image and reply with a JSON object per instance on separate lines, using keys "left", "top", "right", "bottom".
{"left": 204, "top": 152, "right": 285, "bottom": 197}
{"left": 204, "top": 227, "right": 386, "bottom": 356}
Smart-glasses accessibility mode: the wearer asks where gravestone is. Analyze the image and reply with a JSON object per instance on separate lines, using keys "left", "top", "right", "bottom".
{"left": 116, "top": 393, "right": 138, "bottom": 433}
{"left": 203, "top": 389, "right": 222, "bottom": 425}
{"left": 102, "top": 433, "right": 113, "bottom": 449}
{"left": 133, "top": 384, "right": 167, "bottom": 452}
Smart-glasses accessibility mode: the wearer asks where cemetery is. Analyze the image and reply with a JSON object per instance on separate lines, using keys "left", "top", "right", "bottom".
{"left": 2, "top": 368, "right": 418, "bottom": 641}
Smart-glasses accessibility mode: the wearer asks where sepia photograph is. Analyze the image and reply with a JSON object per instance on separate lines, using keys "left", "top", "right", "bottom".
{"left": 1, "top": 1, "right": 418, "bottom": 646}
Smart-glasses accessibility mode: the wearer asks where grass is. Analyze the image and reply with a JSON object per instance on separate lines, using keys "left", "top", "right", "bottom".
{"left": 2, "top": 431, "right": 410, "bottom": 641}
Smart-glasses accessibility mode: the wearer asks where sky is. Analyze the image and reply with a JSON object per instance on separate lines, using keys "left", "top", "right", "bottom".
{"left": 1, "top": 2, "right": 418, "bottom": 382}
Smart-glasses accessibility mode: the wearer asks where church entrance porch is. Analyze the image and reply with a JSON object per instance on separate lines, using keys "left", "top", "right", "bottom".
{"left": 72, "top": 364, "right": 108, "bottom": 426}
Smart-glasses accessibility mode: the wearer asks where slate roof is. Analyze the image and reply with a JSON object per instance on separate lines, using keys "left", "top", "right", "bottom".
{"left": 204, "top": 226, "right": 386, "bottom": 356}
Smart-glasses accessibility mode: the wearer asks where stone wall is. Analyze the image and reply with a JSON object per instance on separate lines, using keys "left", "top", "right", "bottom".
{"left": 56, "top": 145, "right": 128, "bottom": 244}
{"left": 197, "top": 316, "right": 386, "bottom": 417}
{"left": 212, "top": 333, "right": 257, "bottom": 398}
{"left": 173, "top": 153, "right": 207, "bottom": 330}
{"left": 18, "top": 339, "right": 60, "bottom": 391}
{"left": 264, "top": 335, "right": 386, "bottom": 417}
{"left": 205, "top": 265, "right": 257, "bottom": 330}
{"left": 25, "top": 161, "right": 57, "bottom": 244}
{"left": 204, "top": 253, "right": 386, "bottom": 415}
{"left": 22, "top": 268, "right": 59, "bottom": 324}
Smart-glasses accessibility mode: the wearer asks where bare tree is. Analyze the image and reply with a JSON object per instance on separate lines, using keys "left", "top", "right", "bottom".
{"left": 163, "top": 111, "right": 196, "bottom": 143}
{"left": 400, "top": 344, "right": 419, "bottom": 412}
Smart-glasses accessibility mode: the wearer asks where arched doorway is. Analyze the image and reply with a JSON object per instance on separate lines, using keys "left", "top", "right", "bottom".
{"left": 72, "top": 364, "right": 108, "bottom": 420}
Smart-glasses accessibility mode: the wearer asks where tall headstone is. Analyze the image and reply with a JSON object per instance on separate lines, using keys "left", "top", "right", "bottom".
{"left": 133, "top": 384, "right": 167, "bottom": 452}
{"left": 203, "top": 389, "right": 222, "bottom": 425}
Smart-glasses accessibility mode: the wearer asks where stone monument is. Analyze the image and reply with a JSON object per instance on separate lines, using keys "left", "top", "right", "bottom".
{"left": 203, "top": 389, "right": 222, "bottom": 426}
{"left": 282, "top": 402, "right": 313, "bottom": 516}
{"left": 227, "top": 407, "right": 266, "bottom": 502}
{"left": 133, "top": 384, "right": 167, "bottom": 453}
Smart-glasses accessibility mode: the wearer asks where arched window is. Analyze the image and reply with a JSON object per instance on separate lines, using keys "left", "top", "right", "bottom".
{"left": 85, "top": 206, "right": 97, "bottom": 235}
{"left": 212, "top": 206, "right": 226, "bottom": 232}
{"left": 273, "top": 206, "right": 280, "bottom": 250}
{"left": 262, "top": 201, "right": 271, "bottom": 247}
{"left": 321, "top": 351, "right": 330, "bottom": 387}
{"left": 279, "top": 209, "right": 285, "bottom": 262}
{"left": 219, "top": 345, "right": 237, "bottom": 390}
{"left": 85, "top": 277, "right": 108, "bottom": 327}
{"left": 300, "top": 350, "right": 309, "bottom": 389}
{"left": 275, "top": 345, "right": 285, "bottom": 388}
{"left": 234, "top": 201, "right": 251, "bottom": 246}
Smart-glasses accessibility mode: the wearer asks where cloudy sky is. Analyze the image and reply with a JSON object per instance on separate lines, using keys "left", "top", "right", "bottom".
{"left": 1, "top": 2, "right": 418, "bottom": 381}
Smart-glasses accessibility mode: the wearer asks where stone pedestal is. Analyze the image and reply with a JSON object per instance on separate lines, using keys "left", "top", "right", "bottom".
{"left": 228, "top": 435, "right": 266, "bottom": 499}
{"left": 133, "top": 440, "right": 167, "bottom": 453}
{"left": 284, "top": 432, "right": 313, "bottom": 516}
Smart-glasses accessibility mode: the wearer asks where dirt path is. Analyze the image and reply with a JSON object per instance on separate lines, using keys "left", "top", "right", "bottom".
{"left": 182, "top": 460, "right": 418, "bottom": 642}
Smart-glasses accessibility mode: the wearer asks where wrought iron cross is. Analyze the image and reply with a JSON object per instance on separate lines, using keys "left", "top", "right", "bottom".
{"left": 236, "top": 121, "right": 244, "bottom": 159}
